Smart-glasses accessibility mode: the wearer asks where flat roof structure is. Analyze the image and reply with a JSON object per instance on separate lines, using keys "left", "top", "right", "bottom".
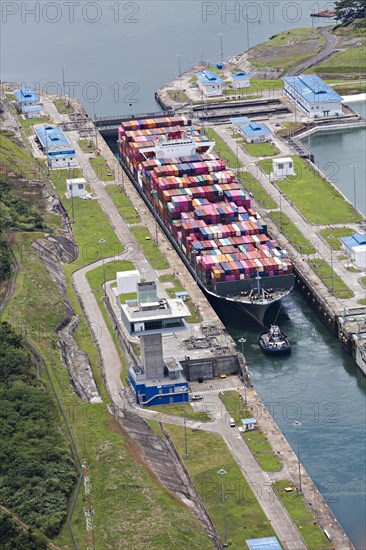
{"left": 35, "top": 125, "right": 70, "bottom": 150}
{"left": 246, "top": 536, "right": 282, "bottom": 550}
{"left": 283, "top": 74, "right": 342, "bottom": 105}
{"left": 340, "top": 233, "right": 366, "bottom": 252}
{"left": 230, "top": 116, "right": 250, "bottom": 125}
{"left": 195, "top": 70, "right": 223, "bottom": 85}
{"left": 231, "top": 72, "right": 251, "bottom": 80}
{"left": 22, "top": 105, "right": 42, "bottom": 113}
{"left": 239, "top": 121, "right": 271, "bottom": 138}
{"left": 14, "top": 87, "right": 40, "bottom": 103}
{"left": 273, "top": 157, "right": 293, "bottom": 165}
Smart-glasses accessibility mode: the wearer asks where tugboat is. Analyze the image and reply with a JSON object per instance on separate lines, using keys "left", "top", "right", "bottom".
{"left": 258, "top": 325, "right": 291, "bottom": 355}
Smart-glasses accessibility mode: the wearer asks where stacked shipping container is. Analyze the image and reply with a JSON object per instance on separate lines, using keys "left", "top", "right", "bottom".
{"left": 118, "top": 117, "right": 293, "bottom": 294}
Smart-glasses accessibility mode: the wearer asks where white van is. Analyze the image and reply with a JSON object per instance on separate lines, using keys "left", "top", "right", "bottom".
{"left": 229, "top": 417, "right": 236, "bottom": 427}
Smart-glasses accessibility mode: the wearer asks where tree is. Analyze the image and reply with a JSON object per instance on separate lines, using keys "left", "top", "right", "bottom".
{"left": 334, "top": 0, "right": 366, "bottom": 23}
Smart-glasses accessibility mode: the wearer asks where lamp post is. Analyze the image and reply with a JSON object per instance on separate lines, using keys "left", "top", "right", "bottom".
{"left": 279, "top": 189, "right": 283, "bottom": 233}
{"left": 217, "top": 469, "right": 227, "bottom": 546}
{"left": 99, "top": 238, "right": 106, "bottom": 299}
{"left": 69, "top": 165, "right": 75, "bottom": 222}
{"left": 351, "top": 163, "right": 357, "bottom": 216}
{"left": 356, "top": 42, "right": 362, "bottom": 91}
{"left": 60, "top": 63, "right": 66, "bottom": 102}
{"left": 293, "top": 420, "right": 302, "bottom": 493}
{"left": 245, "top": 9, "right": 250, "bottom": 52}
{"left": 183, "top": 392, "right": 188, "bottom": 458}
{"left": 151, "top": 189, "right": 158, "bottom": 244}
{"left": 218, "top": 32, "right": 224, "bottom": 64}
{"left": 238, "top": 338, "right": 247, "bottom": 406}
{"left": 92, "top": 100, "right": 98, "bottom": 149}
{"left": 177, "top": 54, "right": 182, "bottom": 93}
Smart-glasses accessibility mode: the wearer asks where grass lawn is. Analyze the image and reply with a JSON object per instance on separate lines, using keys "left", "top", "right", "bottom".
{"left": 167, "top": 89, "right": 189, "bottom": 102}
{"left": 238, "top": 171, "right": 277, "bottom": 209}
{"left": 0, "top": 129, "right": 40, "bottom": 180}
{"left": 148, "top": 403, "right": 210, "bottom": 422}
{"left": 312, "top": 40, "right": 366, "bottom": 76}
{"left": 358, "top": 299, "right": 366, "bottom": 305}
{"left": 18, "top": 114, "right": 50, "bottom": 136}
{"left": 248, "top": 27, "right": 326, "bottom": 72}
{"left": 130, "top": 225, "right": 169, "bottom": 270}
{"left": 49, "top": 167, "right": 123, "bottom": 263}
{"left": 273, "top": 481, "right": 331, "bottom": 550}
{"left": 220, "top": 392, "right": 282, "bottom": 473}
{"left": 90, "top": 155, "right": 115, "bottom": 181}
{"left": 205, "top": 128, "right": 242, "bottom": 169}
{"left": 78, "top": 139, "right": 97, "bottom": 154}
{"left": 259, "top": 157, "right": 362, "bottom": 225}
{"left": 269, "top": 211, "right": 316, "bottom": 255}
{"left": 241, "top": 142, "right": 279, "bottom": 157}
{"left": 166, "top": 425, "right": 277, "bottom": 548}
{"left": 119, "top": 291, "right": 138, "bottom": 303}
{"left": 106, "top": 184, "right": 141, "bottom": 224}
{"left": 54, "top": 98, "right": 73, "bottom": 114}
{"left": 159, "top": 274, "right": 203, "bottom": 323}
{"left": 319, "top": 228, "right": 354, "bottom": 251}
{"left": 361, "top": 277, "right": 366, "bottom": 287}
{"left": 309, "top": 259, "right": 354, "bottom": 299}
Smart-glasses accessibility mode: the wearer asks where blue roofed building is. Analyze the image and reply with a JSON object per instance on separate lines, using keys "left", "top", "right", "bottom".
{"left": 246, "top": 537, "right": 282, "bottom": 550}
{"left": 230, "top": 71, "right": 251, "bottom": 89}
{"left": 230, "top": 116, "right": 250, "bottom": 131}
{"left": 195, "top": 70, "right": 223, "bottom": 96}
{"left": 35, "top": 125, "right": 77, "bottom": 169}
{"left": 14, "top": 87, "right": 42, "bottom": 119}
{"left": 340, "top": 233, "right": 366, "bottom": 269}
{"left": 283, "top": 74, "right": 343, "bottom": 118}
{"left": 239, "top": 121, "right": 272, "bottom": 143}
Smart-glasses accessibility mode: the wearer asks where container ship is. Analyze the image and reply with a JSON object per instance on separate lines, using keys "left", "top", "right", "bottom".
{"left": 118, "top": 115, "right": 294, "bottom": 323}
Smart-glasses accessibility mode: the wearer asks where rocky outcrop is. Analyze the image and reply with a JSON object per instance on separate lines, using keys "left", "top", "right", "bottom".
{"left": 32, "top": 232, "right": 102, "bottom": 404}
{"left": 58, "top": 315, "right": 102, "bottom": 403}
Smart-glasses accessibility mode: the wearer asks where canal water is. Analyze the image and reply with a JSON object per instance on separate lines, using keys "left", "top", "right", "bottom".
{"left": 302, "top": 100, "right": 366, "bottom": 216}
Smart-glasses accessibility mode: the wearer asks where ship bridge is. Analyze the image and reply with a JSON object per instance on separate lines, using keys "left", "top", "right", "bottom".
{"left": 142, "top": 133, "right": 214, "bottom": 160}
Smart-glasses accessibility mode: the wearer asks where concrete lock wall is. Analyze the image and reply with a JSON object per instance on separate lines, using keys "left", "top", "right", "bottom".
{"left": 141, "top": 333, "right": 164, "bottom": 379}
{"left": 182, "top": 355, "right": 240, "bottom": 381}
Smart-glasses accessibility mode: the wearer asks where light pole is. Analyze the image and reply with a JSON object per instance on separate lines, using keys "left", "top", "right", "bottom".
{"left": 92, "top": 100, "right": 98, "bottom": 149}
{"left": 183, "top": 392, "right": 188, "bottom": 458}
{"left": 60, "top": 63, "right": 66, "bottom": 100}
{"left": 217, "top": 469, "right": 227, "bottom": 547}
{"left": 356, "top": 42, "right": 362, "bottom": 91}
{"left": 69, "top": 166, "right": 75, "bottom": 222}
{"left": 238, "top": 337, "right": 247, "bottom": 406}
{"left": 218, "top": 32, "right": 224, "bottom": 64}
{"left": 99, "top": 238, "right": 106, "bottom": 299}
{"left": 293, "top": 420, "right": 302, "bottom": 493}
{"left": 177, "top": 54, "right": 182, "bottom": 93}
{"left": 151, "top": 189, "right": 159, "bottom": 244}
{"left": 351, "top": 163, "right": 357, "bottom": 216}
{"left": 245, "top": 9, "right": 250, "bottom": 52}
{"left": 279, "top": 190, "right": 283, "bottom": 233}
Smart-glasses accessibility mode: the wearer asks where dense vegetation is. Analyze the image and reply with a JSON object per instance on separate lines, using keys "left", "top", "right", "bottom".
{"left": 0, "top": 130, "right": 44, "bottom": 284}
{"left": 335, "top": 0, "right": 365, "bottom": 23}
{"left": 0, "top": 322, "right": 77, "bottom": 539}
{"left": 0, "top": 511, "right": 47, "bottom": 550}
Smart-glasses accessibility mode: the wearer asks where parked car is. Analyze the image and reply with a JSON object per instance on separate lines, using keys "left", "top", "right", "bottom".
{"left": 191, "top": 394, "right": 203, "bottom": 401}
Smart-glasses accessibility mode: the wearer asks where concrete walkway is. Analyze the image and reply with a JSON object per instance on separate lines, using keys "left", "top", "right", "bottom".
{"left": 286, "top": 27, "right": 338, "bottom": 76}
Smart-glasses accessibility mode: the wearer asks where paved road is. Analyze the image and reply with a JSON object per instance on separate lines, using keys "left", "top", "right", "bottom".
{"left": 286, "top": 27, "right": 338, "bottom": 76}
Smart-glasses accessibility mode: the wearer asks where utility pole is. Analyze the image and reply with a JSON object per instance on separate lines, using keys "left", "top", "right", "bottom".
{"left": 177, "top": 54, "right": 182, "bottom": 93}
{"left": 183, "top": 393, "right": 188, "bottom": 458}
{"left": 245, "top": 9, "right": 250, "bottom": 52}
{"left": 351, "top": 163, "right": 357, "bottom": 217}
{"left": 218, "top": 32, "right": 224, "bottom": 64}
{"left": 218, "top": 469, "right": 227, "bottom": 547}
{"left": 238, "top": 337, "right": 247, "bottom": 406}
{"left": 92, "top": 100, "right": 98, "bottom": 149}
{"left": 293, "top": 421, "right": 302, "bottom": 493}
{"left": 152, "top": 189, "right": 158, "bottom": 244}
{"left": 99, "top": 238, "right": 106, "bottom": 298}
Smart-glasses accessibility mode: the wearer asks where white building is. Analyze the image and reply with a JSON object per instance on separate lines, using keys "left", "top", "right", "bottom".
{"left": 117, "top": 270, "right": 141, "bottom": 295}
{"left": 283, "top": 74, "right": 343, "bottom": 118}
{"left": 241, "top": 418, "right": 256, "bottom": 432}
{"left": 195, "top": 70, "right": 223, "bottom": 97}
{"left": 340, "top": 233, "right": 366, "bottom": 269}
{"left": 239, "top": 121, "right": 272, "bottom": 143}
{"left": 66, "top": 178, "right": 86, "bottom": 198}
{"left": 230, "top": 116, "right": 250, "bottom": 132}
{"left": 272, "top": 158, "right": 295, "bottom": 178}
{"left": 230, "top": 72, "right": 251, "bottom": 89}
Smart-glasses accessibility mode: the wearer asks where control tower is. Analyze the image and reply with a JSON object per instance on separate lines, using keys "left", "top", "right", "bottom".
{"left": 121, "top": 282, "right": 190, "bottom": 406}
